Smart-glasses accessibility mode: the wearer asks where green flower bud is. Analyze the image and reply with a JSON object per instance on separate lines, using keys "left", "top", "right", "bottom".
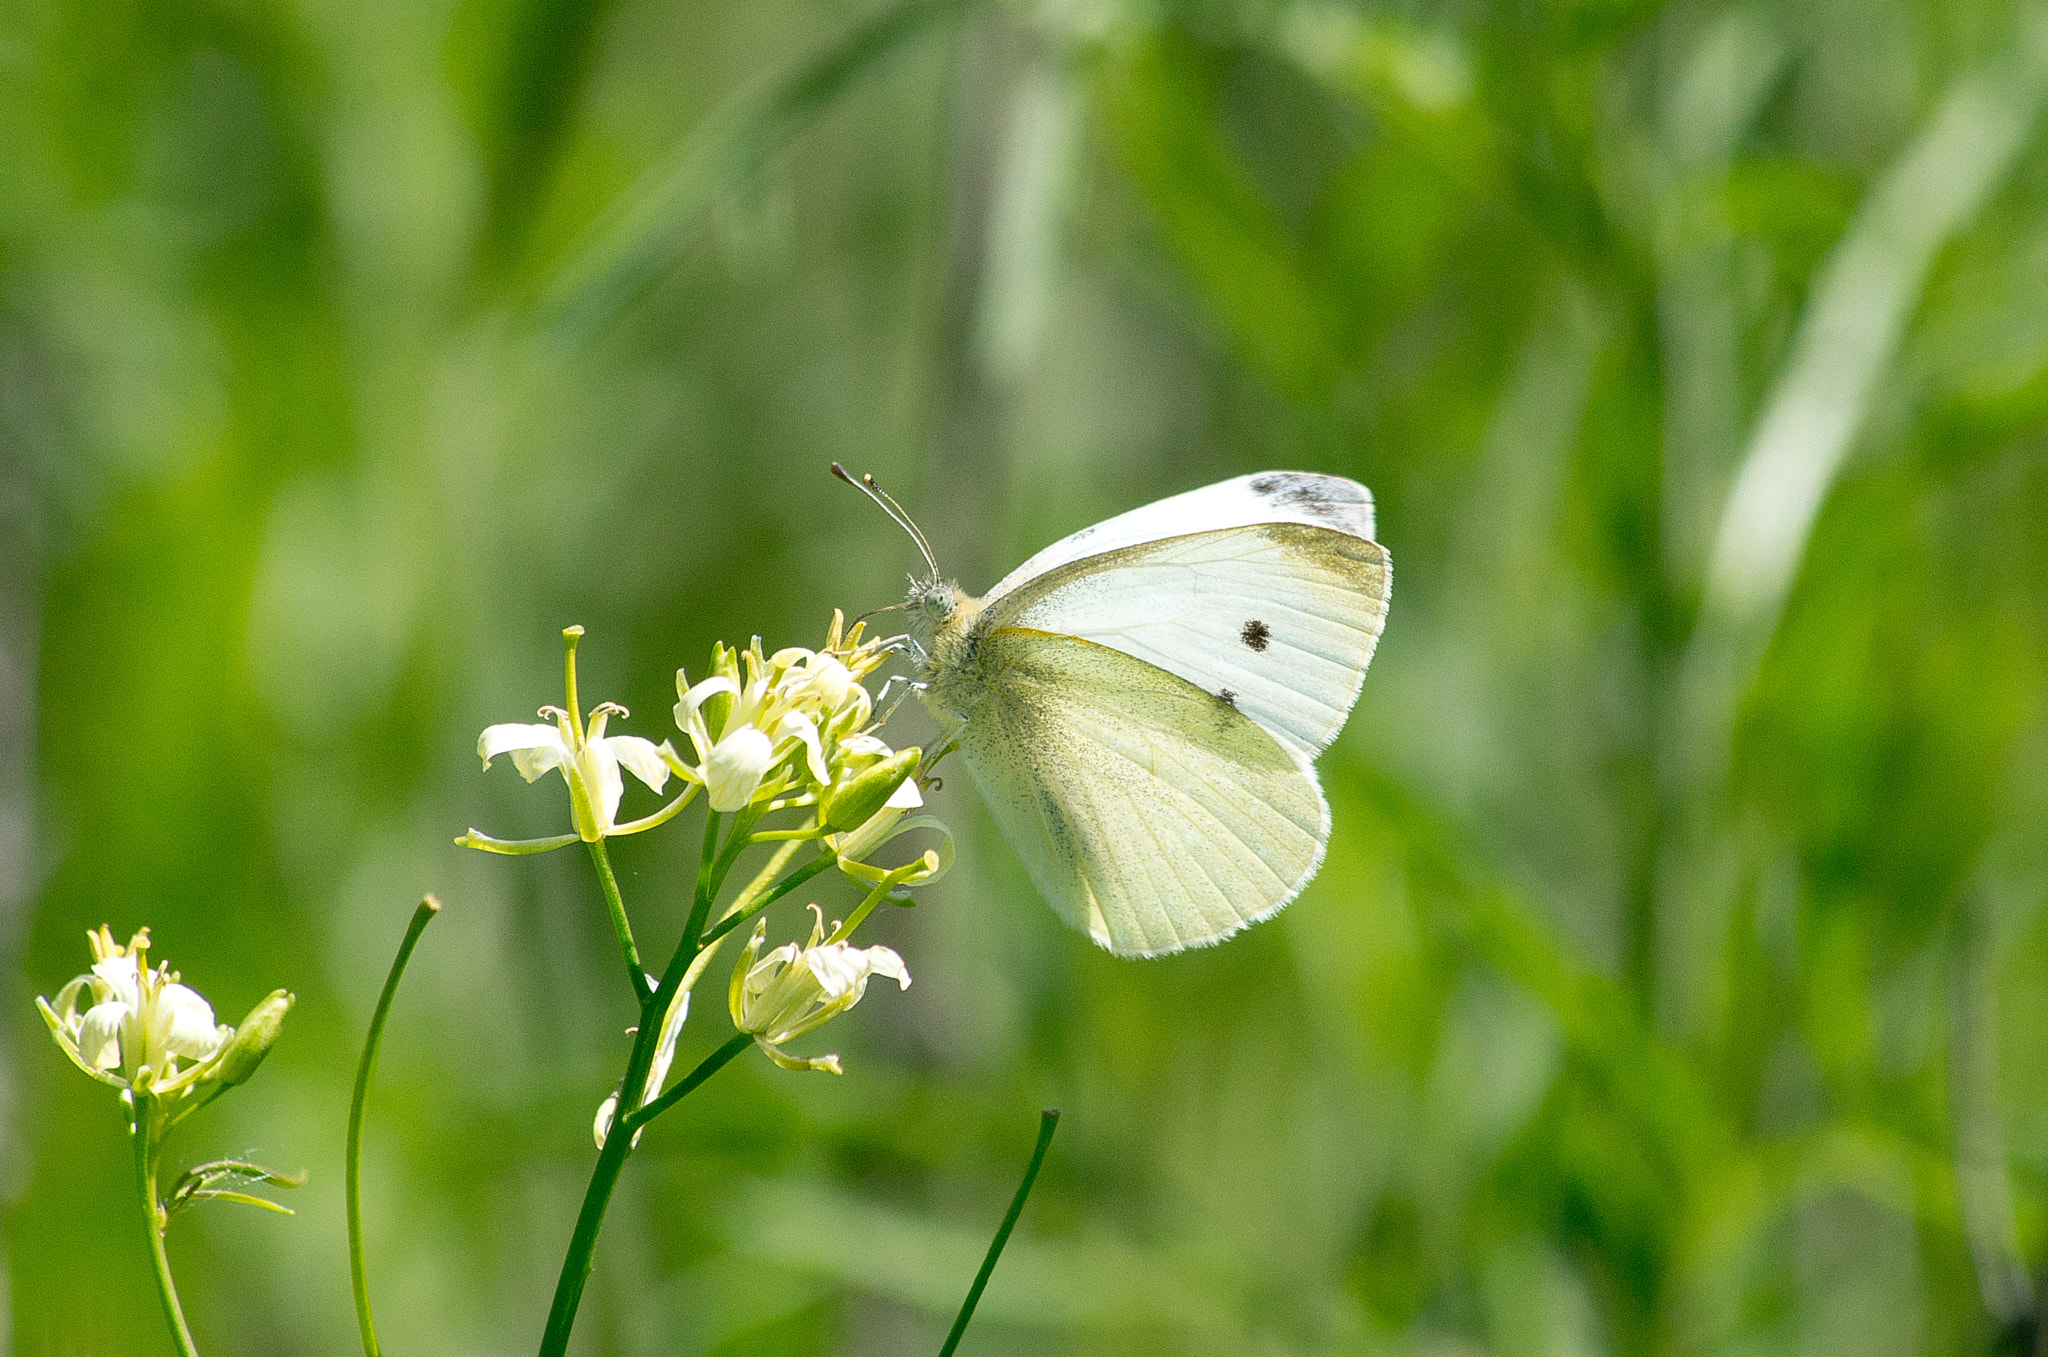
{"left": 214, "top": 989, "right": 294, "bottom": 1088}
{"left": 825, "top": 747, "right": 921, "bottom": 833}
{"left": 701, "top": 643, "right": 737, "bottom": 737}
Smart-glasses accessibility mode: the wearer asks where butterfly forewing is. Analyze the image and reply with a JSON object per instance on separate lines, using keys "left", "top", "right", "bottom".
{"left": 982, "top": 524, "right": 1389, "bottom": 757}
{"left": 951, "top": 629, "right": 1327, "bottom": 957}
{"left": 984, "top": 471, "right": 1377, "bottom": 604}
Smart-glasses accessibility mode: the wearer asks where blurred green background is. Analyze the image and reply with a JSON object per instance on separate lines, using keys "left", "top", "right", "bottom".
{"left": 5, "top": 0, "right": 2048, "bottom": 1351}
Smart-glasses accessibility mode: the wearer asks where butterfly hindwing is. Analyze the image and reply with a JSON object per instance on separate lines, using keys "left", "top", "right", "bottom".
{"left": 982, "top": 523, "right": 1389, "bottom": 757}
{"left": 950, "top": 628, "right": 1328, "bottom": 957}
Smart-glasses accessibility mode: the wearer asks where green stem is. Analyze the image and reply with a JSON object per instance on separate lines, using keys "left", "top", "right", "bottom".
{"left": 708, "top": 806, "right": 766, "bottom": 887}
{"left": 135, "top": 1093, "right": 201, "bottom": 1357}
{"left": 587, "top": 839, "right": 650, "bottom": 1004}
{"left": 676, "top": 811, "right": 723, "bottom": 959}
{"left": 625, "top": 1031, "right": 751, "bottom": 1130}
{"left": 537, "top": 1029, "right": 748, "bottom": 1357}
{"left": 348, "top": 896, "right": 442, "bottom": 1357}
{"left": 540, "top": 810, "right": 751, "bottom": 1357}
{"left": 701, "top": 849, "right": 835, "bottom": 948}
{"left": 828, "top": 865, "right": 914, "bottom": 945}
{"left": 937, "top": 1110, "right": 1061, "bottom": 1357}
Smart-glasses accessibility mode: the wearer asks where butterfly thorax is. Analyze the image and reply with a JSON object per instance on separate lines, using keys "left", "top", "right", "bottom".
{"left": 905, "top": 578, "right": 988, "bottom": 734}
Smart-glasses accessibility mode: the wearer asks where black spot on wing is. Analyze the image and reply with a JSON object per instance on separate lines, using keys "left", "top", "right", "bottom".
{"left": 1218, "top": 688, "right": 1237, "bottom": 707}
{"left": 1240, "top": 620, "right": 1271, "bottom": 652}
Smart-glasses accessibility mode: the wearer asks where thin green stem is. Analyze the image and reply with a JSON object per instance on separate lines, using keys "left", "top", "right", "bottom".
{"left": 677, "top": 811, "right": 724, "bottom": 959}
{"left": 625, "top": 1031, "right": 751, "bottom": 1130}
{"left": 587, "top": 839, "right": 650, "bottom": 1004}
{"left": 938, "top": 1110, "right": 1061, "bottom": 1357}
{"left": 348, "top": 896, "right": 442, "bottom": 1357}
{"left": 537, "top": 1085, "right": 641, "bottom": 1357}
{"left": 702, "top": 806, "right": 766, "bottom": 908}
{"left": 540, "top": 812, "right": 745, "bottom": 1357}
{"left": 135, "top": 1093, "right": 201, "bottom": 1357}
{"left": 828, "top": 865, "right": 914, "bottom": 945}
{"left": 538, "top": 980, "right": 743, "bottom": 1356}
{"left": 702, "top": 849, "right": 836, "bottom": 948}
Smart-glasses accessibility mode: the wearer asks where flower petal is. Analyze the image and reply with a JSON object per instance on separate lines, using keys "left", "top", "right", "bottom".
{"left": 480, "top": 724, "right": 569, "bottom": 780}
{"left": 861, "top": 945, "right": 911, "bottom": 991}
{"left": 706, "top": 727, "right": 774, "bottom": 812}
{"left": 604, "top": 736, "right": 672, "bottom": 794}
{"left": 78, "top": 999, "right": 128, "bottom": 1071}
{"left": 675, "top": 676, "right": 738, "bottom": 725}
{"left": 158, "top": 983, "right": 223, "bottom": 1060}
{"left": 776, "top": 713, "right": 830, "bottom": 787}
{"left": 92, "top": 954, "right": 142, "bottom": 1006}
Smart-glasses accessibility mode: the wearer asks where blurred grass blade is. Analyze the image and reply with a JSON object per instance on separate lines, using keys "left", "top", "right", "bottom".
{"left": 938, "top": 1109, "right": 1059, "bottom": 1357}
{"left": 348, "top": 896, "right": 443, "bottom": 1357}
{"left": 1700, "top": 16, "right": 2048, "bottom": 648}
{"left": 538, "top": 0, "right": 978, "bottom": 341}
{"left": 1949, "top": 888, "right": 2034, "bottom": 1323}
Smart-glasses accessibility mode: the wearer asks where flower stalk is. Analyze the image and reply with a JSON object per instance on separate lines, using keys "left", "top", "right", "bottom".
{"left": 134, "top": 1086, "right": 202, "bottom": 1357}
{"left": 462, "top": 616, "right": 943, "bottom": 1357}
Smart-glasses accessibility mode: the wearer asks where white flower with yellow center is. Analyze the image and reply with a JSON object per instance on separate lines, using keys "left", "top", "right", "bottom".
{"left": 667, "top": 613, "right": 902, "bottom": 814}
{"left": 478, "top": 701, "right": 674, "bottom": 840}
{"left": 38, "top": 927, "right": 230, "bottom": 1094}
{"left": 729, "top": 907, "right": 909, "bottom": 1074}
{"left": 461, "top": 627, "right": 694, "bottom": 854}
{"left": 670, "top": 642, "right": 830, "bottom": 811}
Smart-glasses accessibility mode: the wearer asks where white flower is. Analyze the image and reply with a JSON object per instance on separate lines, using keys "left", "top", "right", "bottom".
{"left": 463, "top": 626, "right": 691, "bottom": 852}
{"left": 38, "top": 927, "right": 230, "bottom": 1094}
{"left": 479, "top": 701, "right": 672, "bottom": 841}
{"left": 669, "top": 657, "right": 824, "bottom": 810}
{"left": 690, "top": 704, "right": 777, "bottom": 811}
{"left": 666, "top": 615, "right": 901, "bottom": 813}
{"left": 728, "top": 907, "right": 909, "bottom": 1074}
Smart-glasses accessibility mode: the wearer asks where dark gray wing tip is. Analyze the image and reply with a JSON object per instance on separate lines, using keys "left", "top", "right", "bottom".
{"left": 1245, "top": 471, "right": 1376, "bottom": 537}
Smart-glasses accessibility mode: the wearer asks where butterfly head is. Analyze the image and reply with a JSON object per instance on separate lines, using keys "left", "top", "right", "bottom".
{"left": 908, "top": 577, "right": 957, "bottom": 623}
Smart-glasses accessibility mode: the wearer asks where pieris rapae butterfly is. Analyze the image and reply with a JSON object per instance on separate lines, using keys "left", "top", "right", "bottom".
{"left": 836, "top": 466, "right": 1391, "bottom": 957}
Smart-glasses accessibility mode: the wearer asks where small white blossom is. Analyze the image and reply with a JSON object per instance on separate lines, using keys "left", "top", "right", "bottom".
{"left": 479, "top": 701, "right": 672, "bottom": 841}
{"left": 462, "top": 627, "right": 691, "bottom": 853}
{"left": 38, "top": 927, "right": 231, "bottom": 1094}
{"left": 667, "top": 614, "right": 901, "bottom": 813}
{"left": 729, "top": 907, "right": 909, "bottom": 1074}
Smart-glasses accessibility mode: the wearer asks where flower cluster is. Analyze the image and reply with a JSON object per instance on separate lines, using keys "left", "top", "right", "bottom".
{"left": 463, "top": 614, "right": 948, "bottom": 888}
{"left": 730, "top": 906, "right": 910, "bottom": 1074}
{"left": 38, "top": 926, "right": 292, "bottom": 1114}
{"left": 669, "top": 611, "right": 891, "bottom": 811}
{"left": 465, "top": 613, "right": 946, "bottom": 1092}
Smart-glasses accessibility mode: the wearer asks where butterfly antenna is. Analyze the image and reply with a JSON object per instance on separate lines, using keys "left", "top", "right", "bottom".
{"left": 831, "top": 462, "right": 941, "bottom": 579}
{"left": 852, "top": 599, "right": 915, "bottom": 626}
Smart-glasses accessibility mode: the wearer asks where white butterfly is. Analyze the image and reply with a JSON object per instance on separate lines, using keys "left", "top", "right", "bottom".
{"left": 843, "top": 468, "right": 1391, "bottom": 957}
